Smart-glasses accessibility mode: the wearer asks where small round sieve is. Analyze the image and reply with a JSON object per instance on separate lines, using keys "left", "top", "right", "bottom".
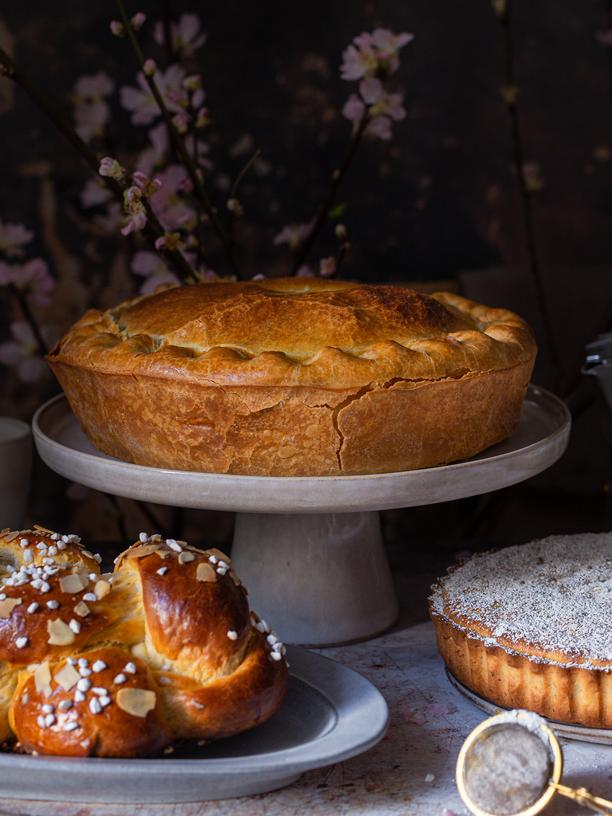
{"left": 456, "top": 711, "right": 612, "bottom": 816}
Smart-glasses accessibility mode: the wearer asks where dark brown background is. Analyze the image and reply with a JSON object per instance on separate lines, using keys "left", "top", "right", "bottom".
{"left": 1, "top": 1, "right": 611, "bottom": 599}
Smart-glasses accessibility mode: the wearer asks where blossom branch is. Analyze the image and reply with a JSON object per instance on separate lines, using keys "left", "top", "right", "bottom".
{"left": 159, "top": 0, "right": 175, "bottom": 65}
{"left": 292, "top": 111, "right": 368, "bottom": 273}
{"left": 0, "top": 46, "right": 195, "bottom": 285}
{"left": 495, "top": 0, "right": 562, "bottom": 378}
{"left": 227, "top": 148, "right": 261, "bottom": 248}
{"left": 115, "top": 0, "right": 240, "bottom": 277}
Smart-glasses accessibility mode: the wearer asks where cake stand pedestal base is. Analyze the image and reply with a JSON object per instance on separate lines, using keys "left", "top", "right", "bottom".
{"left": 233, "top": 511, "right": 397, "bottom": 646}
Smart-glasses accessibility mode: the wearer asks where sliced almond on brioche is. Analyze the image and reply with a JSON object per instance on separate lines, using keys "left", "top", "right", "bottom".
{"left": 94, "top": 579, "right": 111, "bottom": 600}
{"left": 34, "top": 661, "right": 52, "bottom": 697}
{"left": 0, "top": 597, "right": 22, "bottom": 618}
{"left": 47, "top": 618, "right": 76, "bottom": 645}
{"left": 73, "top": 601, "right": 90, "bottom": 618}
{"left": 59, "top": 574, "right": 87, "bottom": 594}
{"left": 54, "top": 661, "right": 81, "bottom": 691}
{"left": 116, "top": 687, "right": 156, "bottom": 718}
{"left": 196, "top": 562, "right": 216, "bottom": 582}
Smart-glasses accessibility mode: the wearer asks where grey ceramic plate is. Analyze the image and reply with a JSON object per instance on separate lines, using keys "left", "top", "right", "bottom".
{"left": 0, "top": 647, "right": 388, "bottom": 803}
{"left": 446, "top": 669, "right": 612, "bottom": 746}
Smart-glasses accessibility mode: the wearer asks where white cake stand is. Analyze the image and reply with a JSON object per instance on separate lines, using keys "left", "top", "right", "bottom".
{"left": 32, "top": 385, "right": 570, "bottom": 647}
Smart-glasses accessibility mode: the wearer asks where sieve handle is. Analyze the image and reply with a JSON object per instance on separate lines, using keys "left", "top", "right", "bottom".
{"left": 552, "top": 783, "right": 612, "bottom": 815}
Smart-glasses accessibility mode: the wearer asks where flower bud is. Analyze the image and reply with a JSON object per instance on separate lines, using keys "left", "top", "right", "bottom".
{"left": 131, "top": 12, "right": 146, "bottom": 31}
{"left": 110, "top": 20, "right": 125, "bottom": 37}
{"left": 172, "top": 112, "right": 189, "bottom": 134}
{"left": 143, "top": 59, "right": 157, "bottom": 77}
{"left": 183, "top": 74, "right": 202, "bottom": 92}
{"left": 98, "top": 157, "right": 125, "bottom": 181}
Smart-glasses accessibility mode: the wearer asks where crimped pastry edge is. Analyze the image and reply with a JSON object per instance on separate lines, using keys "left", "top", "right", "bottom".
{"left": 430, "top": 611, "right": 612, "bottom": 728}
{"left": 47, "top": 283, "right": 537, "bottom": 391}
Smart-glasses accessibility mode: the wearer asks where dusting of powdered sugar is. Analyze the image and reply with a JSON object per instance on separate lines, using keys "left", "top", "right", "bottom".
{"left": 494, "top": 709, "right": 550, "bottom": 742}
{"left": 431, "top": 533, "right": 612, "bottom": 666}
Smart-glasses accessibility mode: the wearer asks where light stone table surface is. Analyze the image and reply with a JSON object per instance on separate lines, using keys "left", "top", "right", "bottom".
{"left": 0, "top": 622, "right": 609, "bottom": 816}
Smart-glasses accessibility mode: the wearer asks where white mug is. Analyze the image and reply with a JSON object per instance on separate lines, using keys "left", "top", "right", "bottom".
{"left": 0, "top": 418, "right": 32, "bottom": 530}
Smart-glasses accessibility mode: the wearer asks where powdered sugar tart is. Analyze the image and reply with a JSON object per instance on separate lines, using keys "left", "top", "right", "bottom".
{"left": 0, "top": 525, "right": 287, "bottom": 757}
{"left": 429, "top": 533, "right": 612, "bottom": 728}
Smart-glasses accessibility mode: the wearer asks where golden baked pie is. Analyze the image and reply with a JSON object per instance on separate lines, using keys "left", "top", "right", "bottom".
{"left": 0, "top": 525, "right": 287, "bottom": 756}
{"left": 48, "top": 278, "right": 536, "bottom": 476}
{"left": 429, "top": 534, "right": 612, "bottom": 728}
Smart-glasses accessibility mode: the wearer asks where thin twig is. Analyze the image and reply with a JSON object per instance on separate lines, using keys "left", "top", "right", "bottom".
{"left": 0, "top": 46, "right": 195, "bottom": 284}
{"left": 292, "top": 110, "right": 369, "bottom": 273}
{"left": 228, "top": 148, "right": 262, "bottom": 202}
{"left": 226, "top": 148, "right": 261, "bottom": 266}
{"left": 497, "top": 1, "right": 562, "bottom": 381}
{"left": 7, "top": 283, "right": 49, "bottom": 355}
{"left": 116, "top": 0, "right": 240, "bottom": 278}
{"left": 159, "top": 0, "right": 175, "bottom": 65}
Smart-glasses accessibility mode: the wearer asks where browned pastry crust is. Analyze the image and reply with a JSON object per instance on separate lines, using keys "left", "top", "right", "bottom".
{"left": 0, "top": 527, "right": 288, "bottom": 756}
{"left": 429, "top": 536, "right": 612, "bottom": 728}
{"left": 47, "top": 278, "right": 537, "bottom": 476}
{"left": 431, "top": 615, "right": 612, "bottom": 729}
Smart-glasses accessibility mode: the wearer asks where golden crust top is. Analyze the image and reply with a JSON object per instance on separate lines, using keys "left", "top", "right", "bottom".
{"left": 48, "top": 279, "right": 536, "bottom": 389}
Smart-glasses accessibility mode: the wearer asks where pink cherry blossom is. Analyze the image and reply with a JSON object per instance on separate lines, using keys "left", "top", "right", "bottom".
{"left": 120, "top": 65, "right": 187, "bottom": 126}
{"left": 596, "top": 29, "right": 612, "bottom": 46}
{"left": 80, "top": 179, "right": 112, "bottom": 208}
{"left": 0, "top": 258, "right": 55, "bottom": 306}
{"left": 342, "top": 94, "right": 365, "bottom": 123}
{"left": 99, "top": 156, "right": 126, "bottom": 180}
{"left": 359, "top": 77, "right": 384, "bottom": 105}
{"left": 0, "top": 219, "right": 33, "bottom": 258}
{"left": 0, "top": 321, "right": 49, "bottom": 382}
{"left": 154, "top": 13, "right": 207, "bottom": 58}
{"left": 274, "top": 222, "right": 313, "bottom": 250}
{"left": 137, "top": 123, "right": 169, "bottom": 174}
{"left": 73, "top": 72, "right": 115, "bottom": 142}
{"left": 132, "top": 171, "right": 161, "bottom": 196}
{"left": 143, "top": 59, "right": 157, "bottom": 77}
{"left": 319, "top": 257, "right": 336, "bottom": 277}
{"left": 94, "top": 202, "right": 123, "bottom": 232}
{"left": 372, "top": 91, "right": 406, "bottom": 121}
{"left": 366, "top": 116, "right": 392, "bottom": 141}
{"left": 340, "top": 41, "right": 377, "bottom": 81}
{"left": 371, "top": 29, "right": 414, "bottom": 58}
{"left": 131, "top": 12, "right": 146, "bottom": 31}
{"left": 121, "top": 187, "right": 147, "bottom": 236}
{"left": 150, "top": 165, "right": 195, "bottom": 231}
{"left": 340, "top": 28, "right": 413, "bottom": 81}
{"left": 131, "top": 251, "right": 178, "bottom": 294}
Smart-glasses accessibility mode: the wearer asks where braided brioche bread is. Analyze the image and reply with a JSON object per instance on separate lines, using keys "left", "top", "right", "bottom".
{"left": 0, "top": 526, "right": 287, "bottom": 756}
{"left": 47, "top": 278, "right": 537, "bottom": 476}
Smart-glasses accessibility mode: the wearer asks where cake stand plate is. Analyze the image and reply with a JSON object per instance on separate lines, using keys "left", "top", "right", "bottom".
{"left": 446, "top": 669, "right": 612, "bottom": 746}
{"left": 33, "top": 386, "right": 570, "bottom": 646}
{"left": 0, "top": 646, "right": 388, "bottom": 803}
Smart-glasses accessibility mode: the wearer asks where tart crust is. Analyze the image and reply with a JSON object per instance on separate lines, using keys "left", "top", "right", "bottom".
{"left": 47, "top": 278, "right": 537, "bottom": 476}
{"left": 430, "top": 535, "right": 612, "bottom": 728}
